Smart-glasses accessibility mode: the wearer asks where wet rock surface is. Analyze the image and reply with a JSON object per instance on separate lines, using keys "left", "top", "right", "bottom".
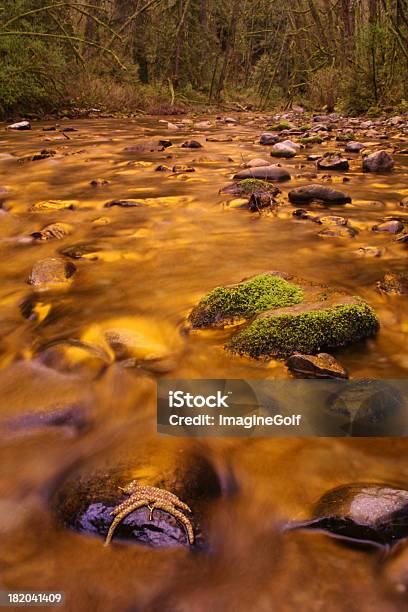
{"left": 189, "top": 271, "right": 378, "bottom": 358}
{"left": 363, "top": 150, "right": 394, "bottom": 172}
{"left": 377, "top": 273, "right": 408, "bottom": 295}
{"left": 54, "top": 443, "right": 222, "bottom": 548}
{"left": 317, "top": 153, "right": 349, "bottom": 171}
{"left": 286, "top": 353, "right": 348, "bottom": 379}
{"left": 233, "top": 165, "right": 291, "bottom": 182}
{"left": 288, "top": 185, "right": 351, "bottom": 205}
{"left": 28, "top": 257, "right": 76, "bottom": 289}
{"left": 292, "top": 483, "right": 408, "bottom": 547}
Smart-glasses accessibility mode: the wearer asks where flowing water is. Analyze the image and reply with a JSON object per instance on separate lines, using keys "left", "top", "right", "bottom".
{"left": 0, "top": 115, "right": 408, "bottom": 611}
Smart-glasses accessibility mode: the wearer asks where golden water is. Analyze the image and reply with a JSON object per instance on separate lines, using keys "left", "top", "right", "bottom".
{"left": 0, "top": 116, "right": 408, "bottom": 611}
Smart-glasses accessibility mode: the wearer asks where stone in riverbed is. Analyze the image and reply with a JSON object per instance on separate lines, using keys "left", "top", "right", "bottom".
{"left": 290, "top": 482, "right": 408, "bottom": 546}
{"left": 259, "top": 133, "right": 279, "bottom": 145}
{"left": 53, "top": 440, "right": 222, "bottom": 548}
{"left": 31, "top": 222, "right": 73, "bottom": 241}
{"left": 318, "top": 226, "right": 357, "bottom": 238}
{"left": 28, "top": 257, "right": 76, "bottom": 290}
{"left": 30, "top": 200, "right": 77, "bottom": 211}
{"left": 362, "top": 150, "right": 394, "bottom": 172}
{"left": 244, "top": 158, "right": 270, "bottom": 168}
{"left": 248, "top": 192, "right": 277, "bottom": 212}
{"left": 270, "top": 143, "right": 297, "bottom": 158}
{"left": 377, "top": 273, "right": 408, "bottom": 295}
{"left": 317, "top": 153, "right": 349, "bottom": 171}
{"left": 181, "top": 140, "right": 202, "bottom": 148}
{"left": 319, "top": 215, "right": 348, "bottom": 226}
{"left": 288, "top": 185, "right": 351, "bottom": 205}
{"left": 286, "top": 353, "right": 348, "bottom": 379}
{"left": 233, "top": 165, "right": 291, "bottom": 182}
{"left": 355, "top": 246, "right": 384, "bottom": 258}
{"left": 372, "top": 220, "right": 404, "bottom": 234}
{"left": 8, "top": 120, "right": 31, "bottom": 130}
{"left": 345, "top": 141, "right": 365, "bottom": 153}
{"left": 104, "top": 199, "right": 145, "bottom": 208}
{"left": 400, "top": 197, "right": 408, "bottom": 208}
{"left": 79, "top": 316, "right": 184, "bottom": 373}
{"left": 189, "top": 271, "right": 378, "bottom": 358}
{"left": 220, "top": 179, "right": 281, "bottom": 197}
{"left": 124, "top": 142, "right": 165, "bottom": 153}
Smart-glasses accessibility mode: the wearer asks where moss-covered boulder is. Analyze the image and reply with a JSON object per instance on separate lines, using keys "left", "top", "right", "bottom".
{"left": 189, "top": 272, "right": 379, "bottom": 359}
{"left": 189, "top": 273, "right": 304, "bottom": 328}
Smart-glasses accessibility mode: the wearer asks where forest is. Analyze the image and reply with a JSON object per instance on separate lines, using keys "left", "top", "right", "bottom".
{"left": 1, "top": 0, "right": 408, "bottom": 117}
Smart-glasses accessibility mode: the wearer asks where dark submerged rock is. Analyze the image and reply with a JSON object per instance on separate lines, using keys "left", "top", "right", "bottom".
{"left": 54, "top": 443, "right": 222, "bottom": 548}
{"left": 317, "top": 153, "right": 349, "bottom": 172}
{"left": 31, "top": 222, "right": 73, "bottom": 241}
{"left": 288, "top": 185, "right": 351, "bottom": 205}
{"left": 233, "top": 165, "right": 291, "bottom": 182}
{"left": 286, "top": 353, "right": 348, "bottom": 379}
{"left": 181, "top": 140, "right": 202, "bottom": 149}
{"left": 290, "top": 483, "right": 408, "bottom": 547}
{"left": 372, "top": 220, "right": 404, "bottom": 234}
{"left": 324, "top": 379, "right": 404, "bottom": 436}
{"left": 377, "top": 273, "right": 408, "bottom": 295}
{"left": 104, "top": 199, "right": 145, "bottom": 208}
{"left": 259, "top": 133, "right": 279, "bottom": 145}
{"left": 318, "top": 226, "right": 357, "bottom": 238}
{"left": 28, "top": 257, "right": 76, "bottom": 289}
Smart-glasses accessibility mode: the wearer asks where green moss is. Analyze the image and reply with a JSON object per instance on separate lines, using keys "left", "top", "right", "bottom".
{"left": 269, "top": 121, "right": 290, "bottom": 131}
{"left": 300, "top": 136, "right": 324, "bottom": 144}
{"left": 189, "top": 274, "right": 304, "bottom": 328}
{"left": 300, "top": 124, "right": 312, "bottom": 131}
{"left": 238, "top": 179, "right": 277, "bottom": 194}
{"left": 227, "top": 300, "right": 379, "bottom": 358}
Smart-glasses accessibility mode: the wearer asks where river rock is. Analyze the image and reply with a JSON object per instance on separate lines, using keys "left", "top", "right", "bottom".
{"left": 104, "top": 199, "right": 145, "bottom": 208}
{"left": 28, "top": 257, "right": 76, "bottom": 289}
{"left": 345, "top": 141, "right": 365, "bottom": 153}
{"left": 319, "top": 215, "right": 348, "bottom": 226}
{"left": 286, "top": 353, "right": 348, "bottom": 379}
{"left": 90, "top": 178, "right": 110, "bottom": 187}
{"left": 53, "top": 440, "right": 222, "bottom": 548}
{"left": 233, "top": 165, "right": 291, "bottom": 182}
{"left": 318, "top": 226, "right": 357, "bottom": 238}
{"left": 172, "top": 165, "right": 195, "bottom": 173}
{"left": 244, "top": 158, "right": 270, "bottom": 168}
{"left": 377, "top": 273, "right": 408, "bottom": 295}
{"left": 400, "top": 197, "right": 408, "bottom": 208}
{"left": 288, "top": 185, "right": 351, "bottom": 205}
{"left": 372, "top": 220, "right": 404, "bottom": 234}
{"left": 363, "top": 150, "right": 394, "bottom": 172}
{"left": 259, "top": 133, "right": 279, "bottom": 145}
{"left": 124, "top": 143, "right": 165, "bottom": 153}
{"left": 31, "top": 222, "right": 73, "bottom": 241}
{"left": 8, "top": 120, "right": 31, "bottom": 130}
{"left": 78, "top": 316, "right": 184, "bottom": 373}
{"left": 189, "top": 271, "right": 379, "bottom": 358}
{"left": 291, "top": 482, "right": 408, "bottom": 546}
{"left": 356, "top": 246, "right": 384, "bottom": 257}
{"left": 220, "top": 180, "right": 281, "bottom": 197}
{"left": 181, "top": 140, "right": 202, "bottom": 148}
{"left": 30, "top": 200, "right": 77, "bottom": 212}
{"left": 248, "top": 192, "right": 277, "bottom": 212}
{"left": 317, "top": 153, "right": 349, "bottom": 171}
{"left": 270, "top": 143, "right": 297, "bottom": 158}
